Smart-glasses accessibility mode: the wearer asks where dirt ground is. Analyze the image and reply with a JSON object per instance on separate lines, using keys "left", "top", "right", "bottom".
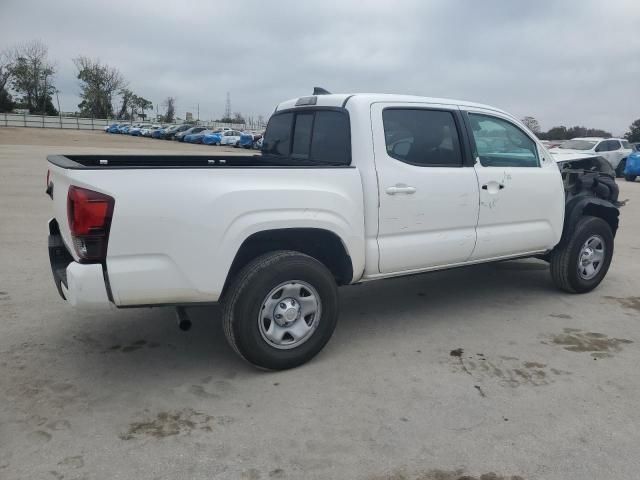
{"left": 1, "top": 128, "right": 640, "bottom": 480}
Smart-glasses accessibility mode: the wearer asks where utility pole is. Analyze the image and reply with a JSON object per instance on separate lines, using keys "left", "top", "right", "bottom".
{"left": 225, "top": 92, "right": 231, "bottom": 120}
{"left": 197, "top": 103, "right": 200, "bottom": 122}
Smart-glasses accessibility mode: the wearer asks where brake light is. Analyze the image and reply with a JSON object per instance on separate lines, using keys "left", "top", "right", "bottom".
{"left": 67, "top": 186, "right": 114, "bottom": 261}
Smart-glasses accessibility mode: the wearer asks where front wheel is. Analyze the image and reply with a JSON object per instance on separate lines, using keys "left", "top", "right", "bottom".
{"left": 625, "top": 174, "right": 637, "bottom": 182}
{"left": 222, "top": 251, "right": 338, "bottom": 370}
{"left": 615, "top": 159, "right": 627, "bottom": 178}
{"left": 550, "top": 216, "right": 613, "bottom": 293}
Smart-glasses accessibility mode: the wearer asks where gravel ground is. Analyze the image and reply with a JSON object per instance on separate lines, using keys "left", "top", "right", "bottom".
{"left": 1, "top": 128, "right": 640, "bottom": 480}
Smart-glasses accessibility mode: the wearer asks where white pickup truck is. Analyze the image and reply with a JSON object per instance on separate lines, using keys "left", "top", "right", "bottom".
{"left": 47, "top": 91, "right": 621, "bottom": 369}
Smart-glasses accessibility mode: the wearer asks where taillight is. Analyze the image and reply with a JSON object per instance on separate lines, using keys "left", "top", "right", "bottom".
{"left": 67, "top": 186, "right": 115, "bottom": 262}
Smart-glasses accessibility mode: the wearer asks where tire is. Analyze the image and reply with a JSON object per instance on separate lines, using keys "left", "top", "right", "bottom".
{"left": 550, "top": 216, "right": 613, "bottom": 293}
{"left": 615, "top": 159, "right": 626, "bottom": 178}
{"left": 222, "top": 251, "right": 338, "bottom": 370}
{"left": 625, "top": 174, "right": 637, "bottom": 182}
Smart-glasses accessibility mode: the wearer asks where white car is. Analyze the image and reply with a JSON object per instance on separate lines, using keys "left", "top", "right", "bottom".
{"left": 551, "top": 137, "right": 632, "bottom": 176}
{"left": 46, "top": 91, "right": 621, "bottom": 370}
{"left": 219, "top": 130, "right": 242, "bottom": 146}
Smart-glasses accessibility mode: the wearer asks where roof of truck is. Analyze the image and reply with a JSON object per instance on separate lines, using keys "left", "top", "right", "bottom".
{"left": 275, "top": 92, "right": 510, "bottom": 117}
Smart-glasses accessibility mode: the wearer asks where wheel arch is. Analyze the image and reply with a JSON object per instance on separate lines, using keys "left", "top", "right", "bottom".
{"left": 222, "top": 228, "right": 355, "bottom": 296}
{"left": 562, "top": 197, "right": 620, "bottom": 245}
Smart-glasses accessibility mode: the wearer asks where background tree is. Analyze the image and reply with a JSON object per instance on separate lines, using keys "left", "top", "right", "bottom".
{"left": 9, "top": 40, "right": 57, "bottom": 114}
{"left": 624, "top": 119, "right": 640, "bottom": 143}
{"left": 74, "top": 56, "right": 125, "bottom": 118}
{"left": 162, "top": 96, "right": 175, "bottom": 123}
{"left": 0, "top": 48, "right": 15, "bottom": 112}
{"left": 232, "top": 111, "right": 245, "bottom": 124}
{"left": 521, "top": 116, "right": 541, "bottom": 133}
{"left": 130, "top": 94, "right": 152, "bottom": 120}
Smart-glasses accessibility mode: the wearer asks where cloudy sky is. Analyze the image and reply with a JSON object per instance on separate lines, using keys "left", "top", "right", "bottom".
{"left": 1, "top": 0, "right": 639, "bottom": 133}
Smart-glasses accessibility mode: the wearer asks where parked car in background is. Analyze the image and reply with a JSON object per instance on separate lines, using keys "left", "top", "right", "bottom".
{"left": 164, "top": 124, "right": 190, "bottom": 140}
{"left": 119, "top": 125, "right": 132, "bottom": 134}
{"left": 220, "top": 130, "right": 242, "bottom": 146}
{"left": 107, "top": 124, "right": 122, "bottom": 133}
{"left": 624, "top": 147, "right": 640, "bottom": 182}
{"left": 175, "top": 126, "right": 206, "bottom": 142}
{"left": 141, "top": 125, "right": 161, "bottom": 137}
{"left": 551, "top": 137, "right": 632, "bottom": 177}
{"left": 541, "top": 140, "right": 564, "bottom": 149}
{"left": 130, "top": 124, "right": 150, "bottom": 136}
{"left": 202, "top": 130, "right": 224, "bottom": 145}
{"left": 239, "top": 131, "right": 262, "bottom": 149}
{"left": 152, "top": 126, "right": 171, "bottom": 139}
{"left": 184, "top": 129, "right": 215, "bottom": 144}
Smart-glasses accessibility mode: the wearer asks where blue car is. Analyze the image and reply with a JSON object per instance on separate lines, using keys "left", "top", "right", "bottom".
{"left": 152, "top": 126, "right": 169, "bottom": 139}
{"left": 239, "top": 132, "right": 254, "bottom": 149}
{"left": 107, "top": 123, "right": 121, "bottom": 133}
{"left": 202, "top": 131, "right": 224, "bottom": 145}
{"left": 624, "top": 148, "right": 640, "bottom": 181}
{"left": 185, "top": 129, "right": 215, "bottom": 144}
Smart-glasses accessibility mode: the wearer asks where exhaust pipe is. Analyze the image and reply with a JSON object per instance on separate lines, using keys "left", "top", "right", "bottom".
{"left": 176, "top": 306, "right": 192, "bottom": 331}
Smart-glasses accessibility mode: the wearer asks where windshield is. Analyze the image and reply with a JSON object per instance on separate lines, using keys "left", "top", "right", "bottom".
{"left": 560, "top": 140, "right": 597, "bottom": 150}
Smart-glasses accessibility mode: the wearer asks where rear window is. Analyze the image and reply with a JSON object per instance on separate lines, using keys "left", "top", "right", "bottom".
{"left": 262, "top": 110, "right": 351, "bottom": 165}
{"left": 622, "top": 140, "right": 631, "bottom": 149}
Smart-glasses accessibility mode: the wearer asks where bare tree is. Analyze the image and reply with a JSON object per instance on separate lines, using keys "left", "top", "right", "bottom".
{"left": 0, "top": 48, "right": 15, "bottom": 92}
{"left": 0, "top": 48, "right": 15, "bottom": 111}
{"left": 10, "top": 40, "right": 57, "bottom": 114}
{"left": 521, "top": 116, "right": 541, "bottom": 133}
{"left": 74, "top": 56, "right": 125, "bottom": 117}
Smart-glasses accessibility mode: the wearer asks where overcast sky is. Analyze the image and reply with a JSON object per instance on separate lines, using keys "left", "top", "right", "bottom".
{"left": 1, "top": 0, "right": 638, "bottom": 133}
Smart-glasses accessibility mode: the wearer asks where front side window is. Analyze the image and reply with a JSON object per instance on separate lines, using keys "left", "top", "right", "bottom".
{"left": 262, "top": 110, "right": 351, "bottom": 165}
{"left": 382, "top": 109, "right": 462, "bottom": 167}
{"left": 468, "top": 114, "right": 539, "bottom": 167}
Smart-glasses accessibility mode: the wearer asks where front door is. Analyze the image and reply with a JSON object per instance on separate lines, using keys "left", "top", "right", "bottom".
{"left": 372, "top": 103, "right": 480, "bottom": 273}
{"left": 464, "top": 110, "right": 565, "bottom": 260}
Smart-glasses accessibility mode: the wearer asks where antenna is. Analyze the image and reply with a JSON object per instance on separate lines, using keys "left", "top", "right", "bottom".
{"left": 313, "top": 87, "right": 331, "bottom": 95}
{"left": 225, "top": 92, "right": 231, "bottom": 119}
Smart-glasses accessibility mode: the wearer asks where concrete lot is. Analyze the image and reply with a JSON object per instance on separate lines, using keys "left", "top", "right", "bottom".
{"left": 1, "top": 128, "right": 639, "bottom": 480}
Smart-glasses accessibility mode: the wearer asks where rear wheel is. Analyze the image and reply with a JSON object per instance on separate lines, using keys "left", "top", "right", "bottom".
{"left": 222, "top": 251, "right": 338, "bottom": 370}
{"left": 550, "top": 216, "right": 613, "bottom": 293}
{"left": 625, "top": 174, "right": 637, "bottom": 182}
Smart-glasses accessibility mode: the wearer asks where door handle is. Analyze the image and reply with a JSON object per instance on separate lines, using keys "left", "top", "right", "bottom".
{"left": 481, "top": 183, "right": 504, "bottom": 190}
{"left": 386, "top": 185, "right": 416, "bottom": 195}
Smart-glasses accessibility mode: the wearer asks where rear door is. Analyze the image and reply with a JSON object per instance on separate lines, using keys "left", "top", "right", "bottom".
{"left": 463, "top": 109, "right": 564, "bottom": 260}
{"left": 372, "top": 103, "right": 480, "bottom": 273}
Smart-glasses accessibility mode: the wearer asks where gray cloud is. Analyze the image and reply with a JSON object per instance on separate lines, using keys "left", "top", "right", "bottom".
{"left": 1, "top": 0, "right": 638, "bottom": 133}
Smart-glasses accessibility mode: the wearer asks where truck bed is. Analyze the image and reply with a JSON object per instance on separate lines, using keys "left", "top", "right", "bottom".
{"left": 47, "top": 154, "right": 352, "bottom": 169}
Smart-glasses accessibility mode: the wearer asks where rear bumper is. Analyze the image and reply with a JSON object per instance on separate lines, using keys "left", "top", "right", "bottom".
{"left": 48, "top": 219, "right": 112, "bottom": 309}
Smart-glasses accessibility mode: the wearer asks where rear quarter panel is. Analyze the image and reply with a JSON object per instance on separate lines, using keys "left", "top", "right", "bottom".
{"left": 67, "top": 167, "right": 365, "bottom": 306}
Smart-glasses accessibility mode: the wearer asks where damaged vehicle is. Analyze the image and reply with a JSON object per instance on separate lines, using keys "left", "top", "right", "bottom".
{"left": 46, "top": 91, "right": 621, "bottom": 370}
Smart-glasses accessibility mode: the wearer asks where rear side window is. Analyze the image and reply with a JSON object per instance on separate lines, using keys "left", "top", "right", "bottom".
{"left": 382, "top": 109, "right": 462, "bottom": 166}
{"left": 262, "top": 110, "right": 351, "bottom": 165}
{"left": 263, "top": 113, "right": 293, "bottom": 156}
